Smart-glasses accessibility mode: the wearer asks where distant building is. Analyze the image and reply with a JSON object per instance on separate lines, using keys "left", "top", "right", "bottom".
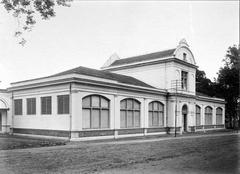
{"left": 0, "top": 39, "right": 225, "bottom": 140}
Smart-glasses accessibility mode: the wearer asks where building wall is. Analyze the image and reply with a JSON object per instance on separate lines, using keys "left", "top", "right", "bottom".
{"left": 195, "top": 98, "right": 225, "bottom": 130}
{"left": 0, "top": 81, "right": 225, "bottom": 140}
{"left": 0, "top": 91, "right": 12, "bottom": 133}
{"left": 70, "top": 83, "right": 168, "bottom": 139}
{"left": 12, "top": 84, "right": 71, "bottom": 132}
{"left": 105, "top": 45, "right": 196, "bottom": 95}
{"left": 109, "top": 61, "right": 196, "bottom": 95}
{"left": 6, "top": 82, "right": 169, "bottom": 139}
{"left": 110, "top": 63, "right": 170, "bottom": 90}
{"left": 166, "top": 95, "right": 225, "bottom": 132}
{"left": 167, "top": 96, "right": 196, "bottom": 130}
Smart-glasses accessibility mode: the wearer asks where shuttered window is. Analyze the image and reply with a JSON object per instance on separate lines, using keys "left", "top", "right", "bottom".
{"left": 57, "top": 95, "right": 69, "bottom": 114}
{"left": 149, "top": 101, "right": 164, "bottom": 127}
{"left": 14, "top": 99, "right": 22, "bottom": 115}
{"left": 27, "top": 98, "right": 36, "bottom": 115}
{"left": 41, "top": 96, "right": 52, "bottom": 115}
{"left": 120, "top": 99, "right": 140, "bottom": 128}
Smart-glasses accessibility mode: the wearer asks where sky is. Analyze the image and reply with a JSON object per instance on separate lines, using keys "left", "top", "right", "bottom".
{"left": 0, "top": 1, "right": 239, "bottom": 88}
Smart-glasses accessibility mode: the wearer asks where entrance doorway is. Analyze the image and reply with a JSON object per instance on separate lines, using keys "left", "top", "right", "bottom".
{"left": 182, "top": 105, "right": 188, "bottom": 132}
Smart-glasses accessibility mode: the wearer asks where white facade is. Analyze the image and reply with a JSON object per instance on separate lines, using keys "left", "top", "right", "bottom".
{"left": 0, "top": 39, "right": 226, "bottom": 140}
{"left": 0, "top": 90, "right": 11, "bottom": 133}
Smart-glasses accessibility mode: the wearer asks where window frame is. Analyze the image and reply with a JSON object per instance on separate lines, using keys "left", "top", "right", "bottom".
{"left": 216, "top": 107, "right": 223, "bottom": 125}
{"left": 41, "top": 96, "right": 52, "bottom": 115}
{"left": 57, "top": 95, "right": 70, "bottom": 114}
{"left": 120, "top": 98, "right": 141, "bottom": 128}
{"left": 204, "top": 106, "right": 213, "bottom": 125}
{"left": 196, "top": 105, "right": 201, "bottom": 126}
{"left": 181, "top": 71, "right": 188, "bottom": 90}
{"left": 27, "top": 98, "right": 36, "bottom": 115}
{"left": 14, "top": 99, "right": 22, "bottom": 115}
{"left": 82, "top": 95, "right": 110, "bottom": 129}
{"left": 148, "top": 101, "right": 164, "bottom": 127}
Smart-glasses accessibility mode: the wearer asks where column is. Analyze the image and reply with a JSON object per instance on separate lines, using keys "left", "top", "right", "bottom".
{"left": 114, "top": 95, "right": 120, "bottom": 138}
{"left": 168, "top": 101, "right": 175, "bottom": 128}
{"left": 212, "top": 106, "right": 216, "bottom": 126}
{"left": 36, "top": 96, "right": 41, "bottom": 116}
{"left": 71, "top": 91, "right": 82, "bottom": 138}
{"left": 51, "top": 94, "right": 57, "bottom": 115}
{"left": 143, "top": 98, "right": 148, "bottom": 135}
{"left": 22, "top": 97, "right": 26, "bottom": 116}
{"left": 201, "top": 105, "right": 205, "bottom": 131}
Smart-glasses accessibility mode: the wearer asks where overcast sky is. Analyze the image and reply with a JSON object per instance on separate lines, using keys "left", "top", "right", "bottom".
{"left": 0, "top": 1, "right": 239, "bottom": 88}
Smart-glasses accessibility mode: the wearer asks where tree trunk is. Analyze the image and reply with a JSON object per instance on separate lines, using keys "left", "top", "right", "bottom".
{"left": 229, "top": 116, "right": 233, "bottom": 128}
{"left": 238, "top": 115, "right": 240, "bottom": 129}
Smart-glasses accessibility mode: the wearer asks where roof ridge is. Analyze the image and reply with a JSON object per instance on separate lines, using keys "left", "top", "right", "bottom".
{"left": 109, "top": 48, "right": 176, "bottom": 67}
{"left": 122, "top": 48, "right": 176, "bottom": 59}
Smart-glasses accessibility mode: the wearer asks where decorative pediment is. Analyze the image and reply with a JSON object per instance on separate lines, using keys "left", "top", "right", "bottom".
{"left": 174, "top": 39, "right": 196, "bottom": 65}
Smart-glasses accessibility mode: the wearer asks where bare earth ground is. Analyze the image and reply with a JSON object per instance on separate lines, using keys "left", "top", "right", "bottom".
{"left": 0, "top": 132, "right": 239, "bottom": 174}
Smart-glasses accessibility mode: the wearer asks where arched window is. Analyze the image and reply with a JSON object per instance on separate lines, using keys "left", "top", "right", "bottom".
{"left": 216, "top": 107, "right": 223, "bottom": 125}
{"left": 196, "top": 105, "right": 201, "bottom": 126}
{"left": 82, "top": 95, "right": 110, "bottom": 129}
{"left": 120, "top": 98, "right": 140, "bottom": 128}
{"left": 149, "top": 101, "right": 164, "bottom": 127}
{"left": 205, "top": 106, "right": 212, "bottom": 125}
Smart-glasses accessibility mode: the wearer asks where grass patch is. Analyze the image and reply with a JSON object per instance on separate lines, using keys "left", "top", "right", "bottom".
{"left": 0, "top": 135, "right": 67, "bottom": 150}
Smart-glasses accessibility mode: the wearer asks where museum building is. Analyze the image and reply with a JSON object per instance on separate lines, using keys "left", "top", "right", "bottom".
{"left": 0, "top": 39, "right": 225, "bottom": 140}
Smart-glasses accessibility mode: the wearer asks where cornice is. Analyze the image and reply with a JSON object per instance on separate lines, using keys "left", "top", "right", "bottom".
{"left": 7, "top": 77, "right": 167, "bottom": 96}
{"left": 168, "top": 92, "right": 225, "bottom": 104}
{"left": 196, "top": 95, "right": 225, "bottom": 104}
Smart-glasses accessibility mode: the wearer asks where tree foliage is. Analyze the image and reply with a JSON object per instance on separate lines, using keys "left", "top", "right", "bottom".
{"left": 196, "top": 45, "right": 239, "bottom": 128}
{"left": 216, "top": 45, "right": 240, "bottom": 128}
{"left": 196, "top": 69, "right": 215, "bottom": 97}
{"left": 1, "top": 0, "right": 71, "bottom": 45}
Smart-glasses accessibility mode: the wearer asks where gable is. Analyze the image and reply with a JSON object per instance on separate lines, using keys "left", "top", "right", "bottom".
{"left": 102, "top": 39, "right": 197, "bottom": 70}
{"left": 174, "top": 46, "right": 196, "bottom": 65}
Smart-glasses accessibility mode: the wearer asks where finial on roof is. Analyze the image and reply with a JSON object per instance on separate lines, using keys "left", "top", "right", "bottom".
{"left": 110, "top": 53, "right": 120, "bottom": 60}
{"left": 179, "top": 38, "right": 189, "bottom": 47}
{"left": 101, "top": 53, "right": 120, "bottom": 69}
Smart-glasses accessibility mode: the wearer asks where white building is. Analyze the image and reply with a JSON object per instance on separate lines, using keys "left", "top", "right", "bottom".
{"left": 0, "top": 39, "right": 225, "bottom": 140}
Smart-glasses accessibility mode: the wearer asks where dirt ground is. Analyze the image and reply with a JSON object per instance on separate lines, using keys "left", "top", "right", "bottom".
{"left": 0, "top": 133, "right": 239, "bottom": 174}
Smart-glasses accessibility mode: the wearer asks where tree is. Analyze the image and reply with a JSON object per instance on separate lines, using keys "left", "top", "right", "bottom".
{"left": 195, "top": 45, "right": 239, "bottom": 128}
{"left": 215, "top": 45, "right": 240, "bottom": 128}
{"left": 1, "top": 0, "right": 71, "bottom": 45}
{"left": 196, "top": 69, "right": 215, "bottom": 97}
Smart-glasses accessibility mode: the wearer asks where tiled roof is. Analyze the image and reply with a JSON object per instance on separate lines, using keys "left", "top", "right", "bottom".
{"left": 110, "top": 48, "right": 176, "bottom": 67}
{"left": 54, "top": 66, "right": 155, "bottom": 88}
